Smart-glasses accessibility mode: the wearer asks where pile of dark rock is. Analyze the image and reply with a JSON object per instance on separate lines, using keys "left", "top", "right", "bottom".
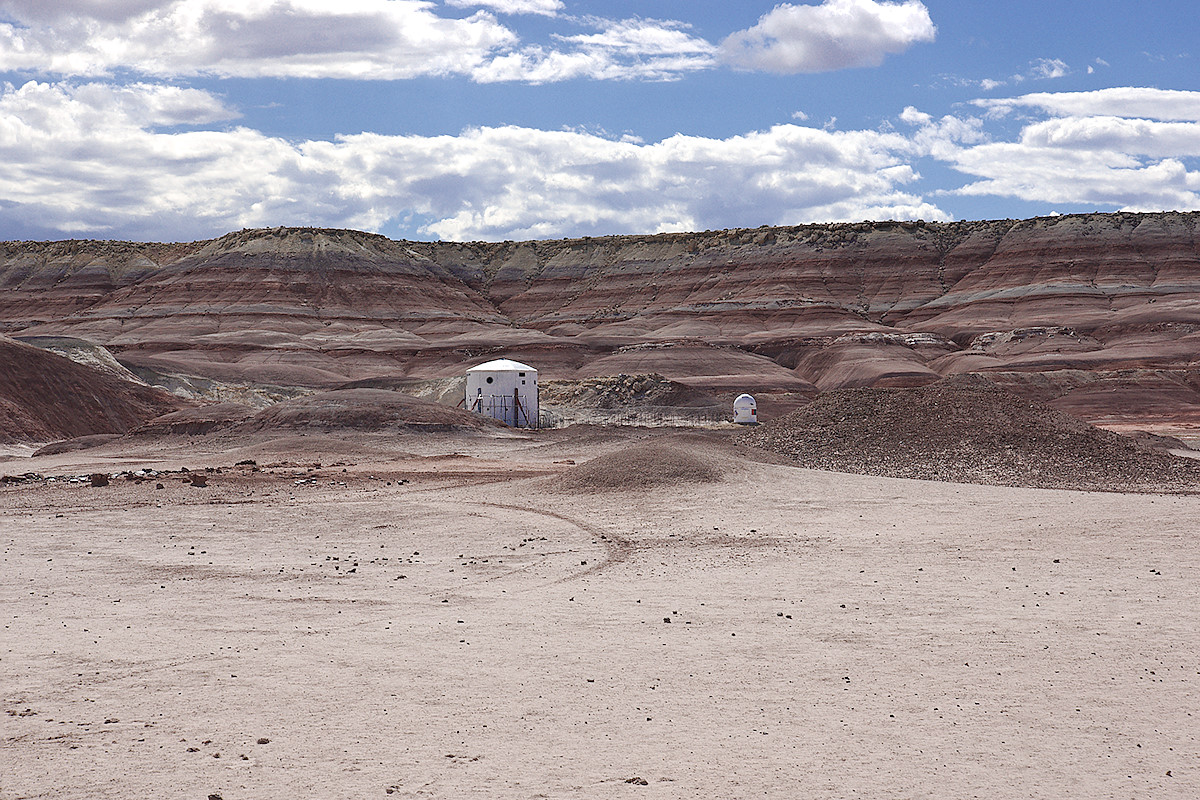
{"left": 737, "top": 375, "right": 1200, "bottom": 492}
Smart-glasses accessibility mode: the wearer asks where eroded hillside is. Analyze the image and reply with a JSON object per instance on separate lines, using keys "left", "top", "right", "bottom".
{"left": 3, "top": 212, "right": 1199, "bottom": 428}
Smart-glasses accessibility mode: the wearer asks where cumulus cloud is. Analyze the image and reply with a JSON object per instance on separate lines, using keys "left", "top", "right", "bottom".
{"left": 0, "top": 0, "right": 518, "bottom": 79}
{"left": 943, "top": 88, "right": 1200, "bottom": 213}
{"left": 0, "top": 2, "right": 716, "bottom": 83}
{"left": 719, "top": 0, "right": 935, "bottom": 74}
{"left": 0, "top": 80, "right": 948, "bottom": 242}
{"left": 1017, "top": 116, "right": 1200, "bottom": 158}
{"left": 4, "top": 79, "right": 1195, "bottom": 243}
{"left": 950, "top": 144, "right": 1198, "bottom": 212}
{"left": 0, "top": 0, "right": 944, "bottom": 82}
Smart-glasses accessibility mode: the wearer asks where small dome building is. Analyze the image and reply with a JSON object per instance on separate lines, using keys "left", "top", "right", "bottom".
{"left": 732, "top": 393, "right": 757, "bottom": 425}
{"left": 465, "top": 358, "right": 539, "bottom": 428}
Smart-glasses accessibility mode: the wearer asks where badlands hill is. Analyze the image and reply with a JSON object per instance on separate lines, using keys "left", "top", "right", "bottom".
{"left": 0, "top": 336, "right": 186, "bottom": 444}
{"left": 2, "top": 212, "right": 1199, "bottom": 437}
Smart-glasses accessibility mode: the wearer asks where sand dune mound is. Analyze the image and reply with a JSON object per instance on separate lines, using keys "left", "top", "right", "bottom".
{"left": 738, "top": 375, "right": 1200, "bottom": 491}
{"left": 554, "top": 441, "right": 724, "bottom": 492}
{"left": 0, "top": 336, "right": 188, "bottom": 444}
{"left": 237, "top": 388, "right": 505, "bottom": 433}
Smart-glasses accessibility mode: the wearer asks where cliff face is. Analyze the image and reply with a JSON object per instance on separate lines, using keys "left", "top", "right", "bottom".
{"left": 3, "top": 213, "right": 1199, "bottom": 426}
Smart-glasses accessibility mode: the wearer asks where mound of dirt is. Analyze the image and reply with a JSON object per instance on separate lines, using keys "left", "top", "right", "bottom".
{"left": 737, "top": 375, "right": 1200, "bottom": 492}
{"left": 237, "top": 389, "right": 506, "bottom": 433}
{"left": 554, "top": 441, "right": 724, "bottom": 492}
{"left": 541, "top": 374, "right": 721, "bottom": 410}
{"left": 31, "top": 433, "right": 123, "bottom": 456}
{"left": 132, "top": 402, "right": 259, "bottom": 436}
{"left": 0, "top": 336, "right": 189, "bottom": 444}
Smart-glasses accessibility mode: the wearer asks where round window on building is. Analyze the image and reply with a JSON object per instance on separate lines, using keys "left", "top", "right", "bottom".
{"left": 486, "top": 376, "right": 493, "bottom": 384}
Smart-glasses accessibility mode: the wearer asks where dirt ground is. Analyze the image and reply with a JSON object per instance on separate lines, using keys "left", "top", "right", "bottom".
{"left": 2, "top": 426, "right": 1199, "bottom": 799}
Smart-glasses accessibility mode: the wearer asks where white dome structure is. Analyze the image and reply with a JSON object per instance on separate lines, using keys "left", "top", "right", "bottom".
{"left": 465, "top": 358, "right": 539, "bottom": 428}
{"left": 732, "top": 393, "right": 757, "bottom": 425}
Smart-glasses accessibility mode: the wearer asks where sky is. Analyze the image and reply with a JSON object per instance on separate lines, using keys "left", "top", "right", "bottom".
{"left": 0, "top": 0, "right": 1197, "bottom": 243}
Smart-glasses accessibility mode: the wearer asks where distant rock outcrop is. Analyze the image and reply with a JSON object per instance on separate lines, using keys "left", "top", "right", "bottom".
{"left": 3, "top": 213, "right": 1199, "bottom": 428}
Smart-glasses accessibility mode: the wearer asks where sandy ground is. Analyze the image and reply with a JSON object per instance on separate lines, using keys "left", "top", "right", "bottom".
{"left": 2, "top": 428, "right": 1199, "bottom": 799}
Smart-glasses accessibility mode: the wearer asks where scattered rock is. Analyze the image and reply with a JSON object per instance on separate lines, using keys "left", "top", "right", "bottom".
{"left": 738, "top": 375, "right": 1200, "bottom": 492}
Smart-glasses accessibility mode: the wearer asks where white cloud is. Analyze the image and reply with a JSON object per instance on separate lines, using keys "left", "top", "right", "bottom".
{"left": 1019, "top": 116, "right": 1200, "bottom": 158}
{"left": 555, "top": 17, "right": 714, "bottom": 58}
{"left": 1027, "top": 57, "right": 1069, "bottom": 80}
{"left": 943, "top": 88, "right": 1200, "bottom": 213}
{"left": 719, "top": 0, "right": 935, "bottom": 74}
{"left": 357, "top": 122, "right": 949, "bottom": 239}
{"left": 472, "top": 17, "right": 716, "bottom": 82}
{"left": 0, "top": 0, "right": 944, "bottom": 83}
{"left": 0, "top": 80, "right": 239, "bottom": 128}
{"left": 0, "top": 80, "right": 949, "bottom": 242}
{"left": 5, "top": 79, "right": 1195, "bottom": 244}
{"left": 898, "top": 106, "right": 931, "bottom": 126}
{"left": 443, "top": 0, "right": 563, "bottom": 16}
{"left": 950, "top": 144, "right": 1198, "bottom": 212}
{"left": 0, "top": 0, "right": 518, "bottom": 79}
{"left": 0, "top": 0, "right": 168, "bottom": 23}
{"left": 974, "top": 87, "right": 1200, "bottom": 122}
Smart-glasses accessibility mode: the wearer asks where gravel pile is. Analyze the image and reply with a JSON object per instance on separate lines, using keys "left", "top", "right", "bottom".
{"left": 554, "top": 442, "right": 724, "bottom": 492}
{"left": 737, "top": 375, "right": 1200, "bottom": 492}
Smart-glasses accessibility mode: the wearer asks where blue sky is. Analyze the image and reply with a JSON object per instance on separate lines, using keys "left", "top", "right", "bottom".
{"left": 0, "top": 0, "right": 1196, "bottom": 242}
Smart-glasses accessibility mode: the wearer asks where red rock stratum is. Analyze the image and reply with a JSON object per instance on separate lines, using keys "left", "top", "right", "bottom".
{"left": 2, "top": 212, "right": 1198, "bottom": 431}
{"left": 0, "top": 336, "right": 188, "bottom": 444}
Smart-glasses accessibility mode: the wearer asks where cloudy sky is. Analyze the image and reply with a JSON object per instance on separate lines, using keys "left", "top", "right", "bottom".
{"left": 0, "top": 0, "right": 1197, "bottom": 242}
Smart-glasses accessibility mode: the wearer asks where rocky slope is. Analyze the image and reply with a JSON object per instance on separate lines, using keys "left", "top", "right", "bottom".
{"left": 2, "top": 213, "right": 1199, "bottom": 429}
{"left": 0, "top": 336, "right": 189, "bottom": 444}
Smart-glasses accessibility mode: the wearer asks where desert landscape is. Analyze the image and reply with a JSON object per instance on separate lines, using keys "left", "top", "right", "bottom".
{"left": 3, "top": 213, "right": 1200, "bottom": 799}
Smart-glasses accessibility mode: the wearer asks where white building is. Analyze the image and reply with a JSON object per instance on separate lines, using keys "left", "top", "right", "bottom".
{"left": 732, "top": 393, "right": 757, "bottom": 425}
{"left": 465, "top": 358, "right": 539, "bottom": 428}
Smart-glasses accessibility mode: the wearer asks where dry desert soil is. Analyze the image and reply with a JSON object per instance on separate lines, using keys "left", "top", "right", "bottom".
{"left": 3, "top": 425, "right": 1199, "bottom": 800}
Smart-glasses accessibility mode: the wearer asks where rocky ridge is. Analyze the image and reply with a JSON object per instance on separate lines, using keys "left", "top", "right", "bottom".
{"left": 2, "top": 212, "right": 1199, "bottom": 432}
